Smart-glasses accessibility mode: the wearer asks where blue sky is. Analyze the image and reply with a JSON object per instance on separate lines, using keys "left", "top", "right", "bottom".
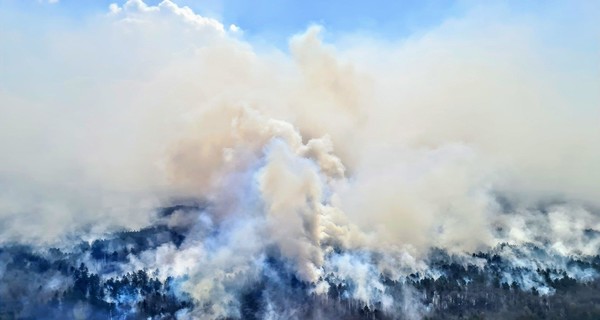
{"left": 195, "top": 0, "right": 463, "bottom": 45}
{"left": 1, "top": 0, "right": 466, "bottom": 46}
{"left": 3, "top": 0, "right": 593, "bottom": 49}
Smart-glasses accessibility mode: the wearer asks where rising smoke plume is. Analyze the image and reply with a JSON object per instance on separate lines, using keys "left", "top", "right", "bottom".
{"left": 0, "top": 0, "right": 599, "bottom": 319}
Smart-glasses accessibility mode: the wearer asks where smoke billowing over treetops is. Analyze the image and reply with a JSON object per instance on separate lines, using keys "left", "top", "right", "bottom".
{"left": 0, "top": 0, "right": 599, "bottom": 319}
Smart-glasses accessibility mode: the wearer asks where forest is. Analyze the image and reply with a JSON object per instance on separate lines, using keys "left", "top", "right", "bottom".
{"left": 1, "top": 212, "right": 599, "bottom": 320}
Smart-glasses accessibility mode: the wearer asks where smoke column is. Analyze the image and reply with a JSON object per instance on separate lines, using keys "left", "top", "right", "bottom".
{"left": 0, "top": 1, "right": 599, "bottom": 319}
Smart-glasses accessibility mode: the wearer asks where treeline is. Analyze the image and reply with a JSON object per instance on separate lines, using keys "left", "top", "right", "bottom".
{"left": 0, "top": 255, "right": 191, "bottom": 319}
{"left": 2, "top": 223, "right": 600, "bottom": 319}
{"left": 0, "top": 225, "right": 192, "bottom": 320}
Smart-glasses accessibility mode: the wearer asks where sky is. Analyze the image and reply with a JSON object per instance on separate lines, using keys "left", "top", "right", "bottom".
{"left": 2, "top": 0, "right": 462, "bottom": 43}
{"left": 1, "top": 1, "right": 597, "bottom": 51}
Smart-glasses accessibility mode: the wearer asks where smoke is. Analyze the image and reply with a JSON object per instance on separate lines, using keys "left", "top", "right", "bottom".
{"left": 1, "top": 0, "right": 599, "bottom": 318}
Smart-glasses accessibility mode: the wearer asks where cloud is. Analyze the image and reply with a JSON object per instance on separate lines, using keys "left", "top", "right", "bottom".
{"left": 110, "top": 0, "right": 226, "bottom": 33}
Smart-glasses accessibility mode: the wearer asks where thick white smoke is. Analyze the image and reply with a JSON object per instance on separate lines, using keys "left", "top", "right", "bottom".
{"left": 1, "top": 0, "right": 599, "bottom": 318}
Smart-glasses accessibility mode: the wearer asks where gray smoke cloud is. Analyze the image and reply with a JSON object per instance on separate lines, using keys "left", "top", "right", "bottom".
{"left": 1, "top": 0, "right": 599, "bottom": 318}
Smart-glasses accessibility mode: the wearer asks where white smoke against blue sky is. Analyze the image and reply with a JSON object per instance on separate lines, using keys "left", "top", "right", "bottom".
{"left": 1, "top": 1, "right": 600, "bottom": 318}
{"left": 0, "top": 0, "right": 598, "bottom": 268}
